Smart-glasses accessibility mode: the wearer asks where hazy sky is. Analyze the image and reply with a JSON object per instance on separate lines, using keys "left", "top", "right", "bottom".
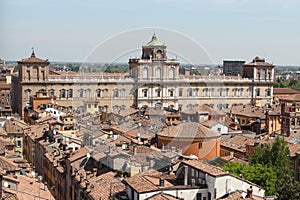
{"left": 1, "top": 0, "right": 300, "bottom": 65}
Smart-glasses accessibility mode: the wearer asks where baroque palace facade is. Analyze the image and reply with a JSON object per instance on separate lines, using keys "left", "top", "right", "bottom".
{"left": 12, "top": 34, "right": 274, "bottom": 117}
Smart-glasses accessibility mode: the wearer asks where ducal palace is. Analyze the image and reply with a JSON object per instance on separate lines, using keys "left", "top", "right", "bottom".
{"left": 12, "top": 34, "right": 275, "bottom": 117}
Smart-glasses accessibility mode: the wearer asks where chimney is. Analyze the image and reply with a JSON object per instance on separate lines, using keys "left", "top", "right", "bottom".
{"left": 46, "top": 137, "right": 49, "bottom": 143}
{"left": 184, "top": 165, "right": 188, "bottom": 186}
{"left": 230, "top": 152, "right": 234, "bottom": 159}
{"left": 159, "top": 178, "right": 164, "bottom": 187}
{"left": 93, "top": 168, "right": 97, "bottom": 176}
{"left": 133, "top": 146, "right": 137, "bottom": 155}
{"left": 80, "top": 174, "right": 84, "bottom": 182}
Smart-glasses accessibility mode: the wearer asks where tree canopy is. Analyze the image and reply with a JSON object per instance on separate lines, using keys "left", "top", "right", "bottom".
{"left": 223, "top": 136, "right": 300, "bottom": 199}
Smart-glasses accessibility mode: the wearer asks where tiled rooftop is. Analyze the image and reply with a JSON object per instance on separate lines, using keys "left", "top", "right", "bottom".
{"left": 182, "top": 159, "right": 228, "bottom": 177}
{"left": 158, "top": 122, "right": 220, "bottom": 139}
{"left": 125, "top": 170, "right": 174, "bottom": 193}
{"left": 273, "top": 88, "right": 300, "bottom": 94}
{"left": 68, "top": 147, "right": 90, "bottom": 162}
{"left": 280, "top": 93, "right": 300, "bottom": 101}
{"left": 147, "top": 193, "right": 178, "bottom": 200}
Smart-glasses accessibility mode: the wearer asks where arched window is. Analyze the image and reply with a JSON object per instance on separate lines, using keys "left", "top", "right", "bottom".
{"left": 193, "top": 88, "right": 199, "bottom": 97}
{"left": 233, "top": 88, "right": 237, "bottom": 97}
{"left": 203, "top": 88, "right": 209, "bottom": 97}
{"left": 256, "top": 88, "right": 260, "bottom": 97}
{"left": 169, "top": 68, "right": 175, "bottom": 79}
{"left": 248, "top": 88, "right": 252, "bottom": 97}
{"left": 25, "top": 89, "right": 31, "bottom": 99}
{"left": 113, "top": 89, "right": 119, "bottom": 98}
{"left": 156, "top": 89, "right": 161, "bottom": 97}
{"left": 68, "top": 89, "right": 73, "bottom": 98}
{"left": 266, "top": 89, "right": 271, "bottom": 97}
{"left": 239, "top": 89, "right": 243, "bottom": 97}
{"left": 96, "top": 89, "right": 101, "bottom": 98}
{"left": 49, "top": 89, "right": 55, "bottom": 97}
{"left": 210, "top": 88, "right": 214, "bottom": 97}
{"left": 103, "top": 89, "right": 108, "bottom": 97}
{"left": 142, "top": 67, "right": 148, "bottom": 79}
{"left": 85, "top": 89, "right": 91, "bottom": 98}
{"left": 156, "top": 67, "right": 161, "bottom": 79}
{"left": 120, "top": 89, "right": 125, "bottom": 97}
{"left": 60, "top": 89, "right": 66, "bottom": 98}
{"left": 79, "top": 89, "right": 84, "bottom": 98}
{"left": 143, "top": 89, "right": 148, "bottom": 97}
{"left": 218, "top": 88, "right": 223, "bottom": 97}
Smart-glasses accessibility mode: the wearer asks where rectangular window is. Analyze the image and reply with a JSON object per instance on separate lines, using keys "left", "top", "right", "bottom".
{"left": 143, "top": 90, "right": 147, "bottom": 97}
{"left": 170, "top": 90, "right": 174, "bottom": 97}
{"left": 267, "top": 89, "right": 271, "bottom": 97}
{"left": 157, "top": 90, "right": 161, "bottom": 97}
{"left": 17, "top": 140, "right": 21, "bottom": 147}
{"left": 196, "top": 193, "right": 202, "bottom": 200}
{"left": 178, "top": 89, "right": 183, "bottom": 97}
{"left": 210, "top": 89, "right": 214, "bottom": 97}
{"left": 262, "top": 69, "right": 266, "bottom": 80}
{"left": 189, "top": 89, "right": 193, "bottom": 97}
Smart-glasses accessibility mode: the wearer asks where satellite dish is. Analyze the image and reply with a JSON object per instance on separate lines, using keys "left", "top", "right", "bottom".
{"left": 4, "top": 182, "right": 8, "bottom": 188}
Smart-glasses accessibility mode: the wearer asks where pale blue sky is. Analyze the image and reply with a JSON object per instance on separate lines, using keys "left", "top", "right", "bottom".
{"left": 1, "top": 0, "right": 300, "bottom": 65}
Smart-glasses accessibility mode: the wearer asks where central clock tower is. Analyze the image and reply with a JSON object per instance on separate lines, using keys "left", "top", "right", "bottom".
{"left": 129, "top": 34, "right": 180, "bottom": 109}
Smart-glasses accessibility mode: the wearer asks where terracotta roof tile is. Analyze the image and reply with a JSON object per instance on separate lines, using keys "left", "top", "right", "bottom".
{"left": 182, "top": 159, "right": 228, "bottom": 177}
{"left": 157, "top": 122, "right": 220, "bottom": 139}
{"left": 280, "top": 93, "right": 300, "bottom": 101}
{"left": 147, "top": 193, "right": 178, "bottom": 200}
{"left": 125, "top": 170, "right": 174, "bottom": 193}
{"left": 273, "top": 88, "right": 300, "bottom": 94}
{"left": 68, "top": 147, "right": 90, "bottom": 162}
{"left": 0, "top": 156, "right": 19, "bottom": 172}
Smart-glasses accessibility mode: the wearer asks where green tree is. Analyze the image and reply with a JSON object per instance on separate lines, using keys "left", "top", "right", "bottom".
{"left": 224, "top": 136, "right": 295, "bottom": 197}
{"left": 276, "top": 174, "right": 300, "bottom": 200}
{"left": 223, "top": 162, "right": 277, "bottom": 196}
{"left": 249, "top": 137, "right": 291, "bottom": 179}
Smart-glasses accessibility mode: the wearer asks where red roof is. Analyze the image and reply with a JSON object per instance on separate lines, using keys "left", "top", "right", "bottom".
{"left": 273, "top": 88, "right": 300, "bottom": 94}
